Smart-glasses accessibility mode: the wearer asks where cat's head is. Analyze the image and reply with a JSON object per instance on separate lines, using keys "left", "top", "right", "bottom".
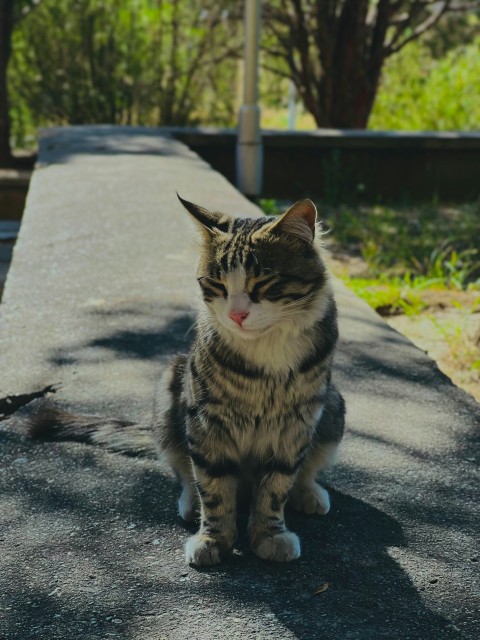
{"left": 178, "top": 195, "right": 327, "bottom": 340}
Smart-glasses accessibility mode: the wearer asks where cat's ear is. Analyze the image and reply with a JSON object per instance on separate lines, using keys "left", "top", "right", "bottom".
{"left": 269, "top": 199, "right": 317, "bottom": 244}
{"left": 177, "top": 194, "right": 231, "bottom": 236}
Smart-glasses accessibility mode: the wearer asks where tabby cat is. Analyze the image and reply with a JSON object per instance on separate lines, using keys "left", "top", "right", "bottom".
{"left": 154, "top": 196, "right": 345, "bottom": 566}
{"left": 29, "top": 196, "right": 345, "bottom": 567}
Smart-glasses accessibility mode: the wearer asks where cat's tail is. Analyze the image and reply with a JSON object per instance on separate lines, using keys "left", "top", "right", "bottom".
{"left": 28, "top": 399, "right": 156, "bottom": 458}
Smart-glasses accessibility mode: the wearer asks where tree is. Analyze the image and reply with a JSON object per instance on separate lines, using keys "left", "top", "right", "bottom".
{"left": 263, "top": 0, "right": 480, "bottom": 129}
{"left": 0, "top": 0, "right": 39, "bottom": 167}
{"left": 369, "top": 37, "right": 480, "bottom": 130}
{"left": 0, "top": 0, "right": 14, "bottom": 167}
{"left": 8, "top": 0, "right": 241, "bottom": 141}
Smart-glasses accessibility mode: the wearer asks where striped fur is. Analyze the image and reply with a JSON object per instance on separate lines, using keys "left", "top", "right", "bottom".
{"left": 154, "top": 197, "right": 345, "bottom": 566}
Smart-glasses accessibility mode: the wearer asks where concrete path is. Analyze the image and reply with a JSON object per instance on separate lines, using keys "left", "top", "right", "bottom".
{"left": 0, "top": 126, "right": 478, "bottom": 640}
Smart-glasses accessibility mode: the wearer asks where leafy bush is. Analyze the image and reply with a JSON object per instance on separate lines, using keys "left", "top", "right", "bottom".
{"left": 370, "top": 37, "right": 480, "bottom": 131}
{"left": 8, "top": 0, "right": 239, "bottom": 148}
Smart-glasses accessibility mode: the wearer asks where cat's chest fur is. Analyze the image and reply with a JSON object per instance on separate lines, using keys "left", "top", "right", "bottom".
{"left": 223, "top": 375, "right": 324, "bottom": 460}
{"left": 188, "top": 320, "right": 330, "bottom": 460}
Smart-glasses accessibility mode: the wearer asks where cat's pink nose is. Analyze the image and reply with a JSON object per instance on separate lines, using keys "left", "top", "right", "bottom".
{"left": 229, "top": 311, "right": 249, "bottom": 327}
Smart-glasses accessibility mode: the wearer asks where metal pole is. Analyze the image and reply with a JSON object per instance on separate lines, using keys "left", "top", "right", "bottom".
{"left": 236, "top": 0, "right": 262, "bottom": 197}
{"left": 288, "top": 80, "right": 296, "bottom": 130}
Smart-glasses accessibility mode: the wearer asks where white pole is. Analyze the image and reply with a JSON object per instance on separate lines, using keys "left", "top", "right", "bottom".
{"left": 288, "top": 80, "right": 296, "bottom": 130}
{"left": 236, "top": 0, "right": 262, "bottom": 197}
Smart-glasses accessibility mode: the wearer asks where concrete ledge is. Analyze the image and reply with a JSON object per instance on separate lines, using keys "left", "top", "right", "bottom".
{"left": 0, "top": 126, "right": 479, "bottom": 640}
{"left": 0, "top": 169, "right": 31, "bottom": 219}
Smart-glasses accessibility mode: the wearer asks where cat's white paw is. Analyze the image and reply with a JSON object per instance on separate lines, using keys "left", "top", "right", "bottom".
{"left": 185, "top": 534, "right": 224, "bottom": 566}
{"left": 178, "top": 486, "right": 198, "bottom": 522}
{"left": 289, "top": 482, "right": 331, "bottom": 515}
{"left": 252, "top": 531, "right": 301, "bottom": 562}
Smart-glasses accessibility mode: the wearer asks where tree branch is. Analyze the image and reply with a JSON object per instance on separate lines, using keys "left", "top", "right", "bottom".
{"left": 385, "top": 0, "right": 453, "bottom": 54}
{"left": 260, "top": 63, "right": 292, "bottom": 80}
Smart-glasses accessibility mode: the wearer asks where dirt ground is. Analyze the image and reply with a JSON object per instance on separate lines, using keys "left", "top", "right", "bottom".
{"left": 328, "top": 252, "right": 480, "bottom": 403}
{"left": 387, "top": 291, "right": 480, "bottom": 402}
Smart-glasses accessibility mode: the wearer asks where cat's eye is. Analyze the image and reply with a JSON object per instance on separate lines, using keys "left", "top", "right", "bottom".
{"left": 197, "top": 276, "right": 227, "bottom": 299}
{"left": 248, "top": 274, "right": 278, "bottom": 302}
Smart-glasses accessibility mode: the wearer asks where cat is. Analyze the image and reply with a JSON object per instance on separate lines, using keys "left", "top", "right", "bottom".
{"left": 153, "top": 196, "right": 345, "bottom": 565}
{"left": 29, "top": 195, "right": 345, "bottom": 567}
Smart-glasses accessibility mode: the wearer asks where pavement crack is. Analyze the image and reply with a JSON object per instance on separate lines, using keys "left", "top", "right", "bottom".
{"left": 0, "top": 384, "right": 58, "bottom": 421}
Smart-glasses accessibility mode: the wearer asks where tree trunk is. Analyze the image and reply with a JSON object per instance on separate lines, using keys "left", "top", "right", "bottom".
{"left": 313, "top": 0, "right": 383, "bottom": 128}
{"left": 327, "top": 67, "right": 382, "bottom": 129}
{"left": 0, "top": 0, "right": 13, "bottom": 167}
{"left": 312, "top": 82, "right": 379, "bottom": 129}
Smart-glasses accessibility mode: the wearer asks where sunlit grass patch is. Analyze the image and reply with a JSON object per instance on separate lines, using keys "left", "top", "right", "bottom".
{"left": 326, "top": 202, "right": 480, "bottom": 290}
{"left": 345, "top": 277, "right": 427, "bottom": 317}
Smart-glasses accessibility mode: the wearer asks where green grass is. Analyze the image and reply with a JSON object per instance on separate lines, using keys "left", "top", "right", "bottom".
{"left": 326, "top": 202, "right": 480, "bottom": 293}
{"left": 345, "top": 276, "right": 428, "bottom": 317}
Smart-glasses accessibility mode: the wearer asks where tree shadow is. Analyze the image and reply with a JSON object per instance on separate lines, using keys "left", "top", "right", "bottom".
{"left": 210, "top": 490, "right": 464, "bottom": 640}
{"left": 38, "top": 125, "right": 212, "bottom": 167}
{"left": 49, "top": 307, "right": 196, "bottom": 367}
{"left": 0, "top": 425, "right": 471, "bottom": 640}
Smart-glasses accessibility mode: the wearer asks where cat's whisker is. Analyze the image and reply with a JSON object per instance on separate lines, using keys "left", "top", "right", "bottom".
{"left": 183, "top": 320, "right": 198, "bottom": 339}
{"left": 280, "top": 291, "right": 320, "bottom": 308}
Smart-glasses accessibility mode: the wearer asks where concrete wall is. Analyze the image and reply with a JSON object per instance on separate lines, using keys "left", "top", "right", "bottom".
{"left": 1, "top": 129, "right": 479, "bottom": 218}
{"left": 0, "top": 170, "right": 31, "bottom": 219}
{"left": 171, "top": 128, "right": 480, "bottom": 203}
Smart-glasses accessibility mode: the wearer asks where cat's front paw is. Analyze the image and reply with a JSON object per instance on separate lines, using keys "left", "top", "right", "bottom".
{"left": 185, "top": 534, "right": 227, "bottom": 566}
{"left": 252, "top": 531, "right": 301, "bottom": 562}
{"left": 289, "top": 482, "right": 330, "bottom": 515}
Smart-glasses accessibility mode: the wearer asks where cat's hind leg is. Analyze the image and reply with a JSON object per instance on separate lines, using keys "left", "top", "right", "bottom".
{"left": 171, "top": 452, "right": 198, "bottom": 522}
{"left": 152, "top": 355, "right": 199, "bottom": 522}
{"left": 289, "top": 384, "right": 345, "bottom": 516}
{"left": 288, "top": 442, "right": 338, "bottom": 515}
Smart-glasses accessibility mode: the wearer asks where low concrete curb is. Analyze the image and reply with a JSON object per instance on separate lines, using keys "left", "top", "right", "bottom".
{"left": 0, "top": 169, "right": 31, "bottom": 220}
{"left": 1, "top": 126, "right": 478, "bottom": 640}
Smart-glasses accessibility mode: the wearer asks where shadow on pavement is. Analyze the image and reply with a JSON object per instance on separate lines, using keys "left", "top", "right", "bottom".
{"left": 2, "top": 294, "right": 478, "bottom": 639}
{"left": 49, "top": 308, "right": 196, "bottom": 367}
{"left": 1, "top": 421, "right": 470, "bottom": 640}
{"left": 38, "top": 126, "right": 210, "bottom": 165}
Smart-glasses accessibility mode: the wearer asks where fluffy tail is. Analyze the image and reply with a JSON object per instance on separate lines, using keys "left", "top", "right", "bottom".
{"left": 28, "top": 399, "right": 156, "bottom": 458}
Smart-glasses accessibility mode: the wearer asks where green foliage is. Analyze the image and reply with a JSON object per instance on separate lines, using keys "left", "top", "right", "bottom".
{"left": 8, "top": 0, "right": 240, "bottom": 148}
{"left": 423, "top": 11, "right": 480, "bottom": 59}
{"left": 345, "top": 277, "right": 427, "bottom": 316}
{"left": 411, "top": 243, "right": 480, "bottom": 290}
{"left": 328, "top": 202, "right": 480, "bottom": 289}
{"left": 370, "top": 37, "right": 480, "bottom": 131}
{"left": 257, "top": 198, "right": 280, "bottom": 216}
